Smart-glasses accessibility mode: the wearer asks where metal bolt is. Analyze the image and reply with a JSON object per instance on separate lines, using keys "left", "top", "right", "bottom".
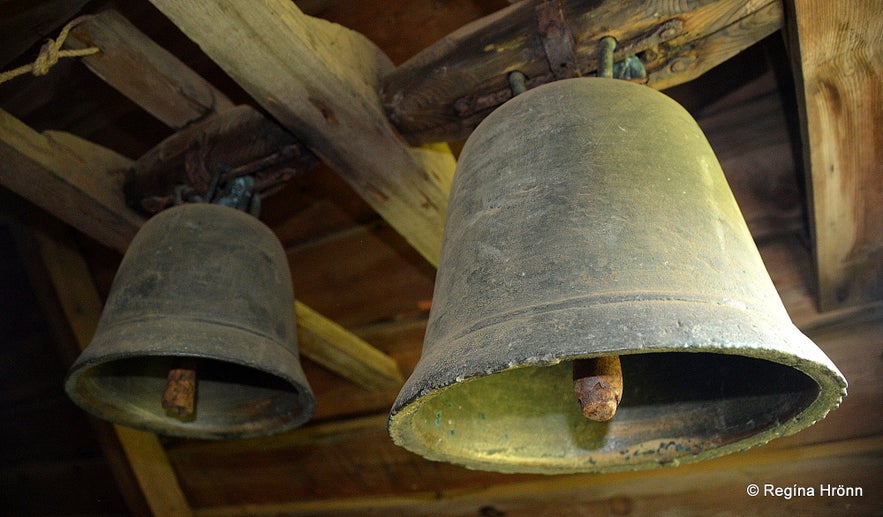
{"left": 598, "top": 36, "right": 617, "bottom": 78}
{"left": 508, "top": 71, "right": 527, "bottom": 96}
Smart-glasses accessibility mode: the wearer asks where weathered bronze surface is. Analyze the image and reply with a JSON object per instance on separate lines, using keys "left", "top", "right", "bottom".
{"left": 65, "top": 204, "right": 315, "bottom": 439}
{"left": 389, "top": 78, "right": 846, "bottom": 474}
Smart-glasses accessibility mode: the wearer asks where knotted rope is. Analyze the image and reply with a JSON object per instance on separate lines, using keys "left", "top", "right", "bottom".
{"left": 0, "top": 16, "right": 100, "bottom": 85}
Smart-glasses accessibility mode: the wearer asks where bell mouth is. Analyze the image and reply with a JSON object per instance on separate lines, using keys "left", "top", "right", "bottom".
{"left": 390, "top": 352, "right": 830, "bottom": 474}
{"left": 67, "top": 354, "right": 314, "bottom": 440}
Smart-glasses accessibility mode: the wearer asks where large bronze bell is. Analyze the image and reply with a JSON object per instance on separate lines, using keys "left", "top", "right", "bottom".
{"left": 65, "top": 203, "right": 316, "bottom": 439}
{"left": 388, "top": 78, "right": 847, "bottom": 473}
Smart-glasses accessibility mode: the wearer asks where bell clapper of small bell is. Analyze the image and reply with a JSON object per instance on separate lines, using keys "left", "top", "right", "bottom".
{"left": 162, "top": 358, "right": 198, "bottom": 420}
{"left": 157, "top": 176, "right": 260, "bottom": 422}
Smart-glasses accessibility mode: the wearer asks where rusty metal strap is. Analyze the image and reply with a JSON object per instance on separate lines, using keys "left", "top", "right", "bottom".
{"left": 536, "top": 0, "right": 578, "bottom": 79}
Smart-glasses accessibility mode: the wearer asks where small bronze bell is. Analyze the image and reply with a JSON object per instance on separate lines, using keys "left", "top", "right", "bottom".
{"left": 65, "top": 203, "right": 315, "bottom": 439}
{"left": 388, "top": 78, "right": 846, "bottom": 473}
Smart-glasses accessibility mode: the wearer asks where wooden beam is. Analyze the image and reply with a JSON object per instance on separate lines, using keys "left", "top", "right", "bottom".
{"left": 783, "top": 1, "right": 883, "bottom": 311}
{"left": 147, "top": 0, "right": 456, "bottom": 266}
{"left": 644, "top": 0, "right": 784, "bottom": 89}
{"left": 0, "top": 108, "right": 142, "bottom": 253}
{"left": 126, "top": 104, "right": 317, "bottom": 214}
{"left": 65, "top": 9, "right": 234, "bottom": 128}
{"left": 65, "top": 9, "right": 319, "bottom": 212}
{"left": 296, "top": 301, "right": 403, "bottom": 391}
{"left": 30, "top": 223, "right": 193, "bottom": 517}
{"left": 383, "top": 0, "right": 784, "bottom": 144}
{"left": 696, "top": 76, "right": 805, "bottom": 241}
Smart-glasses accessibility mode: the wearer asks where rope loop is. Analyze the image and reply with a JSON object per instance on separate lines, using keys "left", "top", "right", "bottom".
{"left": 0, "top": 15, "right": 100, "bottom": 85}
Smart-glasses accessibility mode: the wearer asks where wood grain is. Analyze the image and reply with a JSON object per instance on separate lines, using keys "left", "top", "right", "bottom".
{"left": 127, "top": 105, "right": 316, "bottom": 213}
{"left": 65, "top": 9, "right": 233, "bottom": 128}
{"left": 164, "top": 308, "right": 883, "bottom": 509}
{"left": 193, "top": 440, "right": 882, "bottom": 516}
{"left": 148, "top": 0, "right": 456, "bottom": 266}
{"left": 784, "top": 0, "right": 883, "bottom": 311}
{"left": 0, "top": 108, "right": 143, "bottom": 253}
{"left": 383, "top": 0, "right": 783, "bottom": 144}
{"left": 296, "top": 301, "right": 404, "bottom": 392}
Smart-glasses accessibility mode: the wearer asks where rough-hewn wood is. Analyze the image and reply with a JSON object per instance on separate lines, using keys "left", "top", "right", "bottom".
{"left": 171, "top": 412, "right": 882, "bottom": 516}
{"left": 296, "top": 301, "right": 404, "bottom": 392}
{"left": 262, "top": 164, "right": 381, "bottom": 248}
{"left": 31, "top": 224, "right": 194, "bottom": 517}
{"left": 644, "top": 0, "right": 784, "bottom": 90}
{"left": 300, "top": 0, "right": 510, "bottom": 66}
{"left": 302, "top": 317, "right": 426, "bottom": 422}
{"left": 383, "top": 0, "right": 783, "bottom": 144}
{"left": 65, "top": 8, "right": 234, "bottom": 128}
{"left": 148, "top": 0, "right": 456, "bottom": 266}
{"left": 50, "top": 7, "right": 405, "bottom": 390}
{"left": 0, "top": 108, "right": 143, "bottom": 253}
{"left": 64, "top": 10, "right": 319, "bottom": 212}
{"left": 127, "top": 105, "right": 316, "bottom": 213}
{"left": 784, "top": 1, "right": 883, "bottom": 311}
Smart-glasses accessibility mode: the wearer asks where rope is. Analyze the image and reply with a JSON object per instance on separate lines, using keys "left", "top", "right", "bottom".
{"left": 0, "top": 16, "right": 100, "bottom": 85}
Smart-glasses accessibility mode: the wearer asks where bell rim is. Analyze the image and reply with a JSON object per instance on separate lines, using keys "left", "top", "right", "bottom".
{"left": 388, "top": 298, "right": 847, "bottom": 474}
{"left": 65, "top": 316, "right": 316, "bottom": 440}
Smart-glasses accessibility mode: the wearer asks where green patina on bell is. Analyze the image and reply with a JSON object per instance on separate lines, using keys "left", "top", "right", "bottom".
{"left": 389, "top": 78, "right": 846, "bottom": 474}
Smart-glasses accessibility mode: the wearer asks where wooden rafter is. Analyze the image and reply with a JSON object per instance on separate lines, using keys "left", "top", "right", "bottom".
{"left": 2, "top": 2, "right": 880, "bottom": 514}
{"left": 383, "top": 0, "right": 785, "bottom": 144}
{"left": 0, "top": 109, "right": 141, "bottom": 252}
{"left": 66, "top": 9, "right": 234, "bottom": 129}
{"left": 147, "top": 0, "right": 456, "bottom": 266}
{"left": 784, "top": 1, "right": 883, "bottom": 311}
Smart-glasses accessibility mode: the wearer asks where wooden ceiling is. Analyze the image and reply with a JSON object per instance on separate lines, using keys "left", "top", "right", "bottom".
{"left": 1, "top": 1, "right": 880, "bottom": 515}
